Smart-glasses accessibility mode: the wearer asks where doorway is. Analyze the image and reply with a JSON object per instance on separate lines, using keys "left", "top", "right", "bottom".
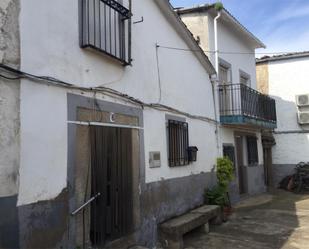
{"left": 235, "top": 135, "right": 246, "bottom": 195}
{"left": 90, "top": 125, "right": 133, "bottom": 247}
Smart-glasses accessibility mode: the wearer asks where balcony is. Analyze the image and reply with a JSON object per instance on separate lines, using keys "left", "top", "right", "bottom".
{"left": 80, "top": 0, "right": 131, "bottom": 65}
{"left": 218, "top": 84, "right": 277, "bottom": 129}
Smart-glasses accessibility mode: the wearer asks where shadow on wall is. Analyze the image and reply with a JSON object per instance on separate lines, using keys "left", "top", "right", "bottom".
{"left": 270, "top": 95, "right": 309, "bottom": 187}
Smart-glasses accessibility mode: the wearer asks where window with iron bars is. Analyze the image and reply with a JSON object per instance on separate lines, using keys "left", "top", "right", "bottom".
{"left": 80, "top": 0, "right": 131, "bottom": 65}
{"left": 223, "top": 145, "right": 236, "bottom": 171}
{"left": 167, "top": 120, "right": 189, "bottom": 167}
{"left": 247, "top": 136, "right": 258, "bottom": 165}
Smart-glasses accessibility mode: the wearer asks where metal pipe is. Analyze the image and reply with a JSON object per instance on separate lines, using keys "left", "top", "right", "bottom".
{"left": 213, "top": 10, "right": 222, "bottom": 157}
{"left": 214, "top": 11, "right": 221, "bottom": 75}
{"left": 71, "top": 192, "right": 101, "bottom": 216}
{"left": 67, "top": 120, "right": 143, "bottom": 130}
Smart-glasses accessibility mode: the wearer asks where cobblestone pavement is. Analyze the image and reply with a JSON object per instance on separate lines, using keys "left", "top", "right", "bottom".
{"left": 184, "top": 190, "right": 309, "bottom": 249}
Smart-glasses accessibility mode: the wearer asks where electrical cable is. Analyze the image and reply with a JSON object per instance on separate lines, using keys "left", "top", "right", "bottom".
{"left": 156, "top": 44, "right": 306, "bottom": 55}
{"left": 0, "top": 63, "right": 217, "bottom": 125}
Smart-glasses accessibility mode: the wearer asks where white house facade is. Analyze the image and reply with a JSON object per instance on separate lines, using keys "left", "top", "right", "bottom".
{"left": 0, "top": 0, "right": 221, "bottom": 248}
{"left": 256, "top": 52, "right": 309, "bottom": 187}
{"left": 177, "top": 4, "right": 277, "bottom": 202}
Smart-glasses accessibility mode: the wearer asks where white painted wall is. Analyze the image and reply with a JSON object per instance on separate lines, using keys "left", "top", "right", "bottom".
{"left": 180, "top": 11, "right": 263, "bottom": 166}
{"left": 207, "top": 15, "right": 257, "bottom": 89}
{"left": 18, "top": 0, "right": 217, "bottom": 205}
{"left": 267, "top": 57, "right": 309, "bottom": 164}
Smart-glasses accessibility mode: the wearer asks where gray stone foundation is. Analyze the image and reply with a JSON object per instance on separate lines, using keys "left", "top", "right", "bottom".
{"left": 139, "top": 172, "right": 216, "bottom": 248}
{"left": 272, "top": 164, "right": 296, "bottom": 188}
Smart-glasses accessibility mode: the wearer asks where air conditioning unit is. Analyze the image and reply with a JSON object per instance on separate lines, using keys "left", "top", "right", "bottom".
{"left": 296, "top": 94, "right": 309, "bottom": 106}
{"left": 298, "top": 111, "right": 309, "bottom": 124}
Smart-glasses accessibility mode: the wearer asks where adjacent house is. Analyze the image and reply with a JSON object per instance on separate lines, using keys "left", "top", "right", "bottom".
{"left": 177, "top": 4, "right": 277, "bottom": 202}
{"left": 256, "top": 52, "right": 309, "bottom": 186}
{"left": 0, "top": 0, "right": 278, "bottom": 248}
{"left": 0, "top": 0, "right": 219, "bottom": 248}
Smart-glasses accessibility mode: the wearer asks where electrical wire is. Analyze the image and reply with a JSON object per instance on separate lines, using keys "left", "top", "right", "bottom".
{"left": 0, "top": 63, "right": 217, "bottom": 125}
{"left": 156, "top": 44, "right": 305, "bottom": 55}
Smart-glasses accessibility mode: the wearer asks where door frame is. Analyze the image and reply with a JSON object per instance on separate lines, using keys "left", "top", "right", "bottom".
{"left": 234, "top": 131, "right": 258, "bottom": 196}
{"left": 234, "top": 134, "right": 246, "bottom": 195}
{"left": 67, "top": 93, "right": 145, "bottom": 248}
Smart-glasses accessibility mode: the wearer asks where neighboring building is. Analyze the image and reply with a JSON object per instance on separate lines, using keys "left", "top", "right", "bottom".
{"left": 177, "top": 5, "right": 277, "bottom": 202}
{"left": 0, "top": 0, "right": 220, "bottom": 248}
{"left": 256, "top": 52, "right": 309, "bottom": 187}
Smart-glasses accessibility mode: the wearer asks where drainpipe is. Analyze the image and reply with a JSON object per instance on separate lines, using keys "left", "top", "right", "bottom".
{"left": 213, "top": 11, "right": 222, "bottom": 157}
{"left": 214, "top": 11, "right": 221, "bottom": 74}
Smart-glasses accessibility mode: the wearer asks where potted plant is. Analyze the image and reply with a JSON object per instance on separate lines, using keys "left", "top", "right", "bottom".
{"left": 205, "top": 157, "right": 234, "bottom": 221}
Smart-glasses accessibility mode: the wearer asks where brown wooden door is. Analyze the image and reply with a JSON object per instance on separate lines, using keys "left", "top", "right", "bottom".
{"left": 90, "top": 126, "right": 133, "bottom": 247}
{"left": 263, "top": 147, "right": 272, "bottom": 187}
{"left": 235, "top": 136, "right": 246, "bottom": 194}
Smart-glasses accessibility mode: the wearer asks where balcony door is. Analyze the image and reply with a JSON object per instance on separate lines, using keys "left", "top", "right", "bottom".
{"left": 219, "top": 64, "right": 233, "bottom": 115}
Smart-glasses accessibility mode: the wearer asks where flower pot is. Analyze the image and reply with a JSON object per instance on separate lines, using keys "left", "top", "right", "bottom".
{"left": 222, "top": 206, "right": 233, "bottom": 222}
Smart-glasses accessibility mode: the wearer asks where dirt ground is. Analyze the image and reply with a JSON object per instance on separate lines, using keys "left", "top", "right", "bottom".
{"left": 184, "top": 190, "right": 309, "bottom": 249}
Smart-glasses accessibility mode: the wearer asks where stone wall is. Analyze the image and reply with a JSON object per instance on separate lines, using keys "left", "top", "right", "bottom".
{"left": 256, "top": 62, "right": 269, "bottom": 94}
{"left": 0, "top": 0, "right": 20, "bottom": 248}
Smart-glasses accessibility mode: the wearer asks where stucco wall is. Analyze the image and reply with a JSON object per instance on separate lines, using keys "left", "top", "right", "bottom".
{"left": 181, "top": 12, "right": 258, "bottom": 88}
{"left": 208, "top": 15, "right": 258, "bottom": 88}
{"left": 0, "top": 1, "right": 20, "bottom": 248}
{"left": 267, "top": 58, "right": 309, "bottom": 165}
{"left": 256, "top": 57, "right": 309, "bottom": 185}
{"left": 256, "top": 62, "right": 269, "bottom": 94}
{"left": 180, "top": 11, "right": 266, "bottom": 198}
{"left": 180, "top": 13, "right": 210, "bottom": 57}
{"left": 18, "top": 0, "right": 217, "bottom": 206}
{"left": 0, "top": 0, "right": 20, "bottom": 198}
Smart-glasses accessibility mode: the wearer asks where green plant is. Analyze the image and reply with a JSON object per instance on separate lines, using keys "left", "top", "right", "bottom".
{"left": 204, "top": 157, "right": 234, "bottom": 207}
{"left": 216, "top": 157, "right": 234, "bottom": 190}
{"left": 214, "top": 2, "right": 224, "bottom": 11}
{"left": 205, "top": 185, "right": 228, "bottom": 206}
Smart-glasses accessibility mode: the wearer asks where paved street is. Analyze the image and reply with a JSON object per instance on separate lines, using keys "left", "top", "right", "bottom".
{"left": 184, "top": 190, "right": 309, "bottom": 249}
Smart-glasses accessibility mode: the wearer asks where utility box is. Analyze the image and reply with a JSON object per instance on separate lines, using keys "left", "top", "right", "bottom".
{"left": 188, "top": 146, "right": 198, "bottom": 162}
{"left": 149, "top": 151, "right": 161, "bottom": 168}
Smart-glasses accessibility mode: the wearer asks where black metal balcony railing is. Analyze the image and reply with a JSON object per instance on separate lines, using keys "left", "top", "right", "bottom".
{"left": 218, "top": 84, "right": 277, "bottom": 125}
{"left": 80, "top": 0, "right": 131, "bottom": 65}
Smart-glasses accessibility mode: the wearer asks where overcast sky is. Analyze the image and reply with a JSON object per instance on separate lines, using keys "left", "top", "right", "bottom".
{"left": 171, "top": 0, "right": 309, "bottom": 55}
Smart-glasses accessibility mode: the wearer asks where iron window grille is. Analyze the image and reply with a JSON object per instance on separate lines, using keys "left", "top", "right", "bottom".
{"left": 247, "top": 136, "right": 258, "bottom": 165}
{"left": 167, "top": 120, "right": 189, "bottom": 167}
{"left": 80, "top": 0, "right": 131, "bottom": 65}
{"left": 223, "top": 145, "right": 236, "bottom": 170}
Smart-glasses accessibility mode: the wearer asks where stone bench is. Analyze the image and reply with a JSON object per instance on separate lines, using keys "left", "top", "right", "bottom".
{"left": 158, "top": 205, "right": 221, "bottom": 249}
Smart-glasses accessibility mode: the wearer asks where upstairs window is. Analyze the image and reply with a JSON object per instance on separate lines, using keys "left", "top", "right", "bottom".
{"left": 167, "top": 120, "right": 189, "bottom": 167}
{"left": 239, "top": 70, "right": 251, "bottom": 86}
{"left": 219, "top": 59, "right": 232, "bottom": 85}
{"left": 80, "top": 0, "right": 131, "bottom": 65}
{"left": 247, "top": 136, "right": 258, "bottom": 165}
{"left": 219, "top": 65, "right": 229, "bottom": 84}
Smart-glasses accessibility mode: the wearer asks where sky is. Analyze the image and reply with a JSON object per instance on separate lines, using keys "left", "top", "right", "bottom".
{"left": 171, "top": 0, "right": 309, "bottom": 56}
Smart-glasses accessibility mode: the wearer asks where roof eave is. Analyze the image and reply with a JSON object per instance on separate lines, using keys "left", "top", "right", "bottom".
{"left": 220, "top": 9, "right": 266, "bottom": 49}
{"left": 256, "top": 52, "right": 309, "bottom": 63}
{"left": 177, "top": 5, "right": 266, "bottom": 49}
{"left": 154, "top": 0, "right": 216, "bottom": 76}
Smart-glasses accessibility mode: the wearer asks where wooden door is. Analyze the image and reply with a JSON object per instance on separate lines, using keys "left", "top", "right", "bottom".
{"left": 235, "top": 136, "right": 246, "bottom": 194}
{"left": 263, "top": 147, "right": 273, "bottom": 187}
{"left": 90, "top": 126, "right": 133, "bottom": 247}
